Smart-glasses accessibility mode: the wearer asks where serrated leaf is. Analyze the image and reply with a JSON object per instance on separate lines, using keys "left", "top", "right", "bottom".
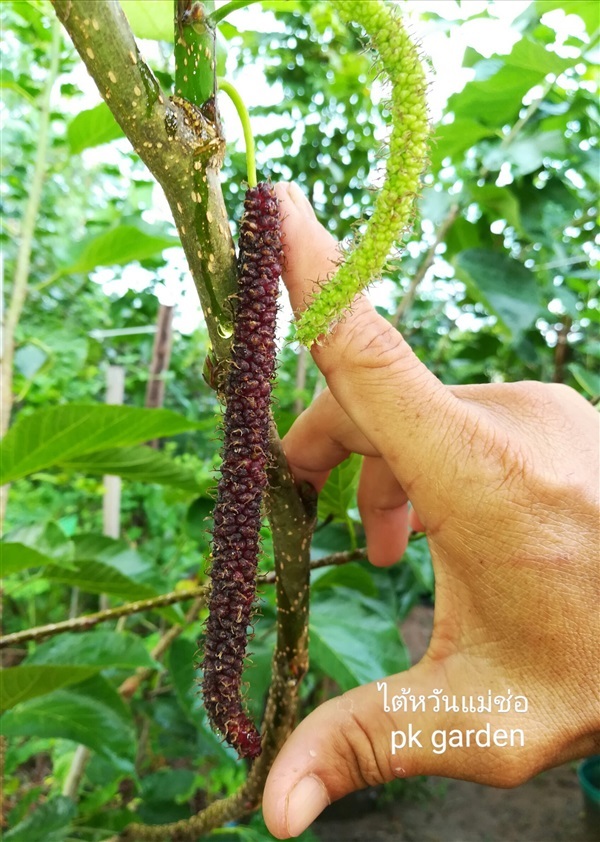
{"left": 67, "top": 102, "right": 124, "bottom": 153}
{"left": 5, "top": 795, "right": 76, "bottom": 842}
{"left": 454, "top": 249, "right": 541, "bottom": 338}
{"left": 0, "top": 404, "right": 199, "bottom": 484}
{"left": 26, "top": 630, "right": 158, "bottom": 671}
{"left": 309, "top": 590, "right": 409, "bottom": 692}
{"left": 2, "top": 675, "right": 136, "bottom": 771}
{"left": 62, "top": 225, "right": 179, "bottom": 276}
{"left": 59, "top": 445, "right": 203, "bottom": 492}
{"left": 1, "top": 665, "right": 98, "bottom": 710}
{"left": 317, "top": 454, "right": 362, "bottom": 522}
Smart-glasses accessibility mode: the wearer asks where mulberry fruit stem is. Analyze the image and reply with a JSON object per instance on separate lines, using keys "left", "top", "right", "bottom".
{"left": 218, "top": 78, "right": 257, "bottom": 188}
{"left": 295, "top": 0, "right": 430, "bottom": 346}
{"left": 202, "top": 182, "right": 283, "bottom": 759}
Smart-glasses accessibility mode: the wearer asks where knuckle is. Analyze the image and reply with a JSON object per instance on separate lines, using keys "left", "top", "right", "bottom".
{"left": 331, "top": 700, "right": 391, "bottom": 791}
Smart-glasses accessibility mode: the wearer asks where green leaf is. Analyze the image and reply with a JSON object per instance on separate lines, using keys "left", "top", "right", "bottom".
{"left": 26, "top": 630, "right": 158, "bottom": 671}
{"left": 309, "top": 589, "right": 410, "bottom": 692}
{"left": 569, "top": 363, "right": 600, "bottom": 397}
{"left": 469, "top": 184, "right": 522, "bottom": 232}
{"left": 2, "top": 543, "right": 59, "bottom": 577}
{"left": 121, "top": 0, "right": 173, "bottom": 41}
{"left": 535, "top": 0, "right": 599, "bottom": 36}
{"left": 404, "top": 539, "right": 434, "bottom": 595}
{"left": 0, "top": 404, "right": 200, "bottom": 484}
{"left": 482, "top": 130, "right": 565, "bottom": 176}
{"left": 44, "top": 559, "right": 156, "bottom": 599}
{"left": 454, "top": 249, "right": 541, "bottom": 338}
{"left": 1, "top": 665, "right": 98, "bottom": 710}
{"left": 318, "top": 454, "right": 362, "bottom": 522}
{"left": 450, "top": 38, "right": 573, "bottom": 127}
{"left": 0, "top": 68, "right": 36, "bottom": 104}
{"left": 59, "top": 445, "right": 203, "bottom": 492}
{"left": 71, "top": 534, "right": 150, "bottom": 578}
{"left": 67, "top": 102, "right": 124, "bottom": 153}
{"left": 5, "top": 795, "right": 76, "bottom": 842}
{"left": 3, "top": 522, "right": 73, "bottom": 560}
{"left": 430, "top": 119, "right": 495, "bottom": 170}
{"left": 62, "top": 225, "right": 180, "bottom": 276}
{"left": 311, "top": 562, "right": 378, "bottom": 597}
{"left": 2, "top": 675, "right": 136, "bottom": 771}
{"left": 167, "top": 637, "right": 198, "bottom": 721}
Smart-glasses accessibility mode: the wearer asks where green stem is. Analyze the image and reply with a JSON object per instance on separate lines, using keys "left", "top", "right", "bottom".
{"left": 174, "top": 0, "right": 217, "bottom": 106}
{"left": 208, "top": 0, "right": 261, "bottom": 26}
{"left": 218, "top": 78, "right": 257, "bottom": 187}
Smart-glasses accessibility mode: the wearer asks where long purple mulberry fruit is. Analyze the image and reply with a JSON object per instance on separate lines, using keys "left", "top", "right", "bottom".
{"left": 201, "top": 182, "right": 283, "bottom": 759}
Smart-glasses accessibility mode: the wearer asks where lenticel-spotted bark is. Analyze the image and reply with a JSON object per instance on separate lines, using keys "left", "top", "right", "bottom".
{"left": 201, "top": 182, "right": 283, "bottom": 759}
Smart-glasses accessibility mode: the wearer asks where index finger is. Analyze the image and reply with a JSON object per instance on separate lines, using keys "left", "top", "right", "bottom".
{"left": 275, "top": 181, "right": 465, "bottom": 512}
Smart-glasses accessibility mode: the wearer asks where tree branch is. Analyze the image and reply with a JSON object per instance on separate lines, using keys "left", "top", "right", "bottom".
{"left": 392, "top": 204, "right": 460, "bottom": 330}
{"left": 0, "top": 586, "right": 206, "bottom": 649}
{"left": 51, "top": 0, "right": 237, "bottom": 360}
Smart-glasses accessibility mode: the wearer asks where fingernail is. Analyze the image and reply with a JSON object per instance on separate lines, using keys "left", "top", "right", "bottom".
{"left": 285, "top": 774, "right": 330, "bottom": 837}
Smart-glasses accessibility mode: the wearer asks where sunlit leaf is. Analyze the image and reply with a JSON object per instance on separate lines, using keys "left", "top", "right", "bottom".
{"left": 121, "top": 0, "right": 173, "bottom": 41}
{"left": 61, "top": 225, "right": 180, "bottom": 276}
{"left": 67, "top": 102, "right": 124, "bottom": 152}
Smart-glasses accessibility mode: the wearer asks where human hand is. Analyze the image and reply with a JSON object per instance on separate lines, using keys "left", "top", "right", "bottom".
{"left": 263, "top": 182, "right": 600, "bottom": 838}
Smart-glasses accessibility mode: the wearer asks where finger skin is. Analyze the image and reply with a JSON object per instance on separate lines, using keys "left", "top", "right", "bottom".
{"left": 275, "top": 181, "right": 461, "bottom": 518}
{"left": 358, "top": 456, "right": 409, "bottom": 566}
{"left": 264, "top": 184, "right": 600, "bottom": 839}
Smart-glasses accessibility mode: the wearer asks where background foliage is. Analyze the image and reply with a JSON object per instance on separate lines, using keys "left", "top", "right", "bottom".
{"left": 1, "top": 0, "right": 598, "bottom": 839}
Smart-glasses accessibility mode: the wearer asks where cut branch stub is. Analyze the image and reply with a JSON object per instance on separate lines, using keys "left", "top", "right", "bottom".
{"left": 201, "top": 183, "right": 284, "bottom": 759}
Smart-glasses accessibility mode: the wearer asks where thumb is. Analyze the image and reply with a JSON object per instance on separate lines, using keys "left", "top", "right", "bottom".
{"left": 262, "top": 660, "right": 495, "bottom": 839}
{"left": 274, "top": 182, "right": 463, "bottom": 512}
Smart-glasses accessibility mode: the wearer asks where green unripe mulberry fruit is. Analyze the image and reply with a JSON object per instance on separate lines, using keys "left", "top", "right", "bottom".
{"left": 295, "top": 0, "right": 430, "bottom": 346}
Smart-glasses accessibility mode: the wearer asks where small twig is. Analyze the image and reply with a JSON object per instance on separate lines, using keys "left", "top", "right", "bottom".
{"left": 392, "top": 204, "right": 460, "bottom": 329}
{"left": 552, "top": 316, "right": 572, "bottom": 384}
{"left": 62, "top": 596, "right": 205, "bottom": 800}
{"left": 0, "top": 551, "right": 367, "bottom": 649}
{"left": 0, "top": 586, "right": 206, "bottom": 649}
{"left": 119, "top": 596, "right": 204, "bottom": 701}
